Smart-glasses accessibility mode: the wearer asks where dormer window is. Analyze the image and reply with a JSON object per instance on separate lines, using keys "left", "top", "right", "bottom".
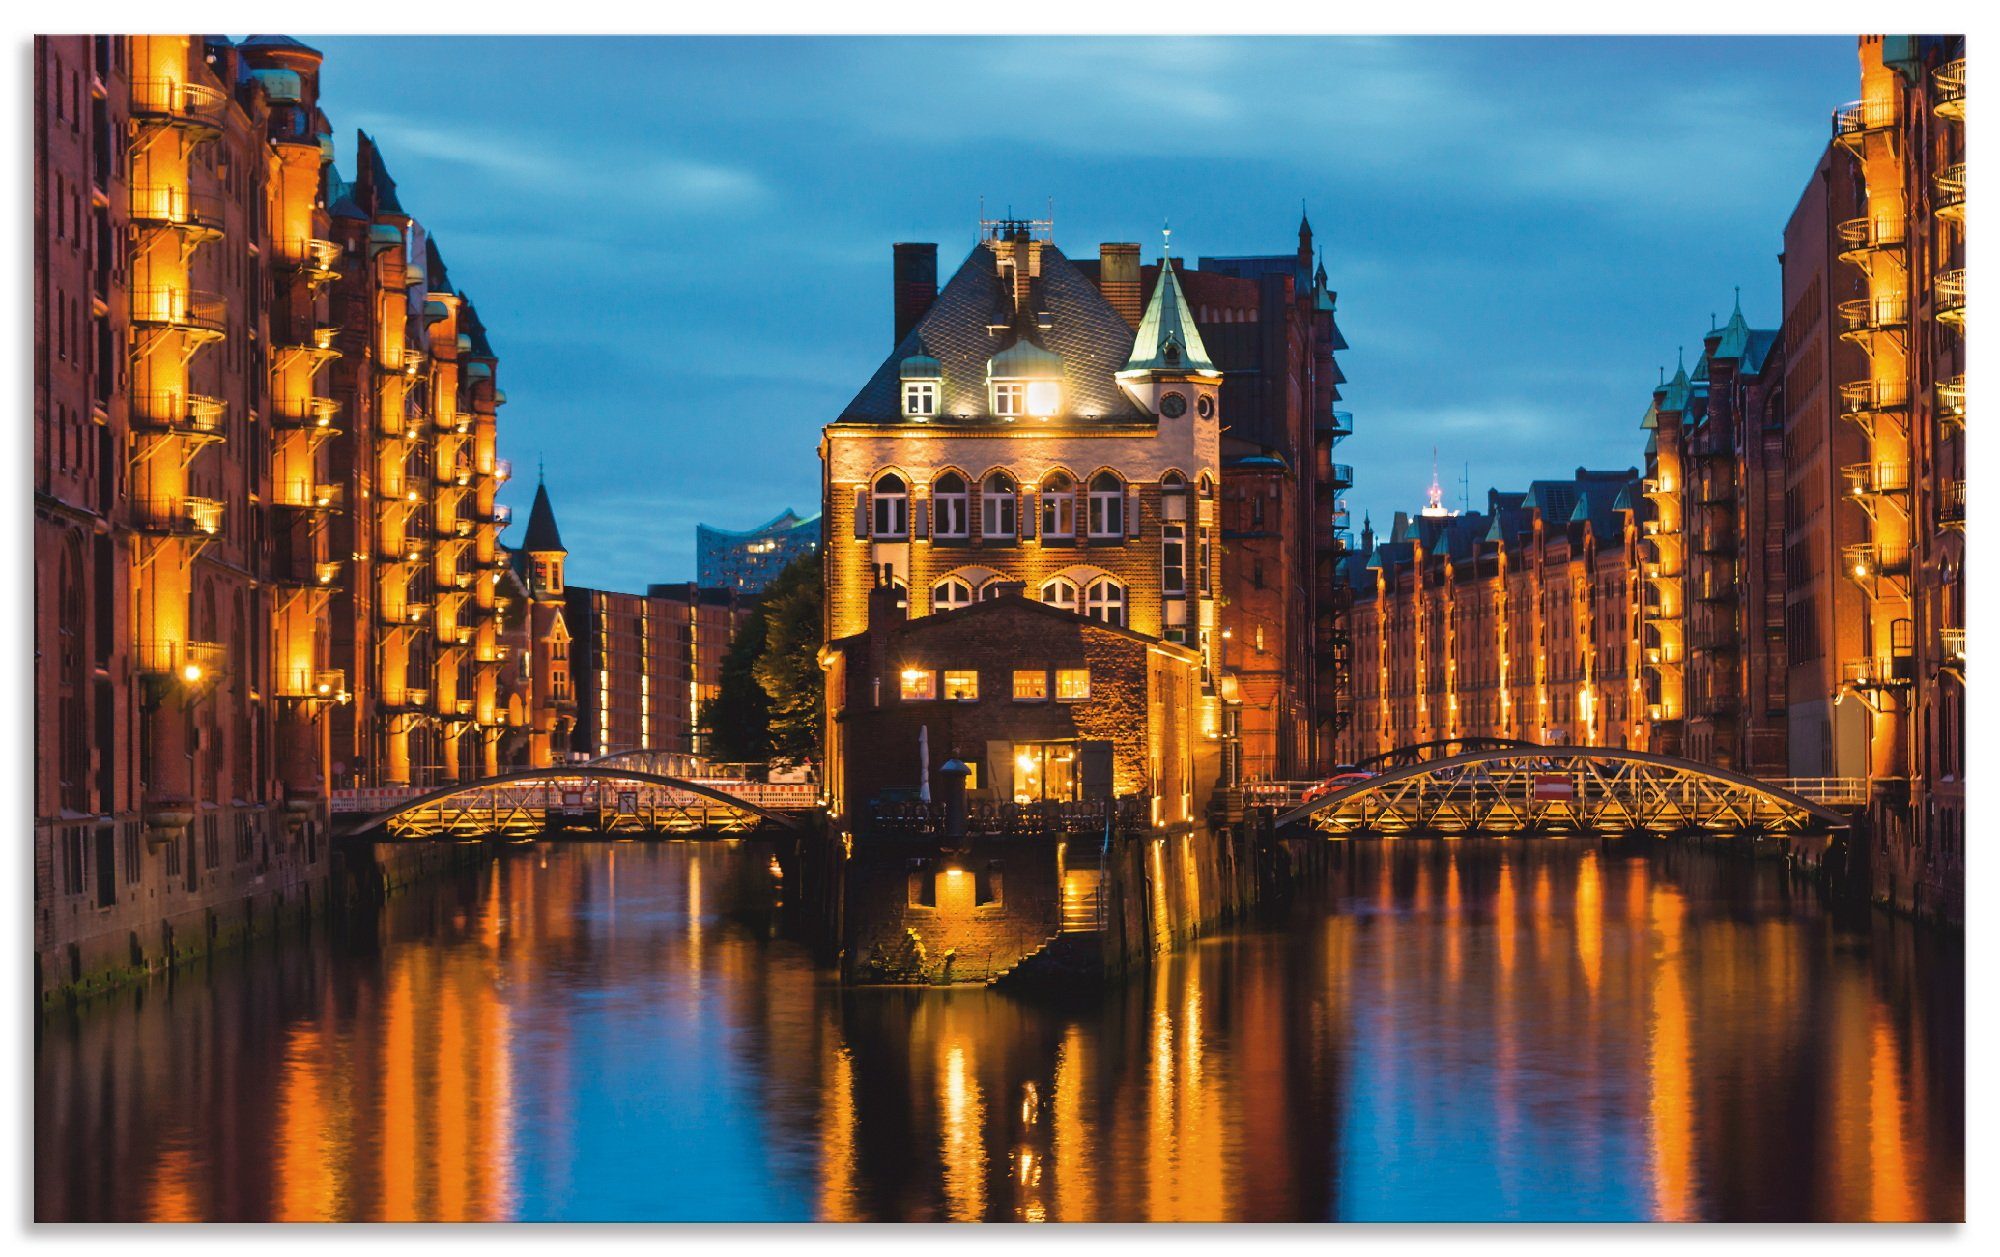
{"left": 903, "top": 380, "right": 937, "bottom": 417}
{"left": 987, "top": 336, "right": 1064, "bottom": 419}
{"left": 993, "top": 382, "right": 1025, "bottom": 416}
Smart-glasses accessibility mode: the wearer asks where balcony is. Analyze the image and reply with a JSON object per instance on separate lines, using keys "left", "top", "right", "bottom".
{"left": 1843, "top": 655, "right": 1914, "bottom": 690}
{"left": 1939, "top": 479, "right": 1965, "bottom": 530}
{"left": 1642, "top": 475, "right": 1676, "bottom": 498}
{"left": 487, "top": 504, "right": 513, "bottom": 528}
{"left": 385, "top": 688, "right": 431, "bottom": 711}
{"left": 1934, "top": 269, "right": 1965, "bottom": 329}
{"left": 131, "top": 286, "right": 226, "bottom": 335}
{"left": 270, "top": 396, "right": 340, "bottom": 431}
{"left": 1328, "top": 462, "right": 1354, "bottom": 490}
{"left": 273, "top": 481, "right": 343, "bottom": 512}
{"left": 276, "top": 559, "right": 343, "bottom": 589}
{"left": 1934, "top": 162, "right": 1966, "bottom": 221}
{"left": 1841, "top": 460, "right": 1911, "bottom": 498}
{"left": 1940, "top": 627, "right": 1966, "bottom": 666}
{"left": 274, "top": 326, "right": 339, "bottom": 366}
{"left": 128, "top": 185, "right": 225, "bottom": 240}
{"left": 277, "top": 668, "right": 349, "bottom": 702}
{"left": 1933, "top": 58, "right": 1965, "bottom": 123}
{"left": 1832, "top": 96, "right": 1897, "bottom": 148}
{"left": 1937, "top": 375, "right": 1965, "bottom": 429}
{"left": 1840, "top": 378, "right": 1910, "bottom": 417}
{"left": 1843, "top": 541, "right": 1911, "bottom": 586}
{"left": 136, "top": 639, "right": 228, "bottom": 686}
{"left": 130, "top": 77, "right": 229, "bottom": 131}
{"left": 1837, "top": 295, "right": 1908, "bottom": 341}
{"left": 276, "top": 237, "right": 342, "bottom": 283}
{"left": 134, "top": 496, "right": 223, "bottom": 537}
{"left": 493, "top": 459, "right": 513, "bottom": 482}
{"left": 131, "top": 391, "right": 225, "bottom": 440}
{"left": 1320, "top": 409, "right": 1354, "bottom": 439}
{"left": 1835, "top": 214, "right": 1907, "bottom": 266}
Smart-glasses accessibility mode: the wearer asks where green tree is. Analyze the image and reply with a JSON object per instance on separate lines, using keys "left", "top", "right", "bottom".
{"left": 752, "top": 550, "right": 825, "bottom": 767}
{"left": 698, "top": 605, "right": 772, "bottom": 764}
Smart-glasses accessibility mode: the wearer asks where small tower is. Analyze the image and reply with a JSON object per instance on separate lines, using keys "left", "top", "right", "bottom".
{"left": 519, "top": 473, "right": 574, "bottom": 766}
{"left": 1116, "top": 228, "right": 1223, "bottom": 430}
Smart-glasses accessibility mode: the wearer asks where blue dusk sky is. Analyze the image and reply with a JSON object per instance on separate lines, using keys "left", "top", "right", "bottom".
{"left": 306, "top": 35, "right": 1858, "bottom": 591}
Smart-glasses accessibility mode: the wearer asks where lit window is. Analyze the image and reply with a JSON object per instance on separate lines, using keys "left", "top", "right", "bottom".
{"left": 1013, "top": 670, "right": 1048, "bottom": 701}
{"left": 1025, "top": 380, "right": 1061, "bottom": 417}
{"left": 1041, "top": 577, "right": 1080, "bottom": 613}
{"left": 993, "top": 381, "right": 1024, "bottom": 416}
{"left": 1088, "top": 472, "right": 1125, "bottom": 537}
{"left": 903, "top": 380, "right": 938, "bottom": 417}
{"left": 932, "top": 576, "right": 972, "bottom": 612}
{"left": 932, "top": 472, "right": 968, "bottom": 539}
{"left": 1040, "top": 471, "right": 1076, "bottom": 538}
{"left": 1163, "top": 523, "right": 1186, "bottom": 595}
{"left": 872, "top": 473, "right": 908, "bottom": 537}
{"left": 943, "top": 670, "right": 979, "bottom": 701}
{"left": 1085, "top": 578, "right": 1126, "bottom": 627}
{"left": 899, "top": 668, "right": 935, "bottom": 701}
{"left": 982, "top": 471, "right": 1017, "bottom": 538}
{"left": 1056, "top": 668, "right": 1090, "bottom": 701}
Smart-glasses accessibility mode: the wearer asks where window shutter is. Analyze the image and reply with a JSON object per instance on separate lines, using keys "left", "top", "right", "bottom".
{"left": 1020, "top": 490, "right": 1036, "bottom": 540}
{"left": 913, "top": 497, "right": 928, "bottom": 540}
{"left": 1125, "top": 485, "right": 1141, "bottom": 538}
{"left": 853, "top": 486, "right": 869, "bottom": 539}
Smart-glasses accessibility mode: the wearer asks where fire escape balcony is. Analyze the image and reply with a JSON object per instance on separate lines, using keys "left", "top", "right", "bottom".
{"left": 1840, "top": 378, "right": 1910, "bottom": 419}
{"left": 1836, "top": 214, "right": 1908, "bottom": 267}
{"left": 1935, "top": 162, "right": 1966, "bottom": 222}
{"left": 271, "top": 396, "right": 340, "bottom": 432}
{"left": 1641, "top": 474, "right": 1678, "bottom": 499}
{"left": 1940, "top": 627, "right": 1966, "bottom": 666}
{"left": 1843, "top": 654, "right": 1914, "bottom": 690}
{"left": 1842, "top": 460, "right": 1911, "bottom": 500}
{"left": 131, "top": 391, "right": 226, "bottom": 442}
{"left": 274, "top": 326, "right": 340, "bottom": 371}
{"left": 1934, "top": 269, "right": 1965, "bottom": 329}
{"left": 277, "top": 668, "right": 350, "bottom": 703}
{"left": 131, "top": 286, "right": 226, "bottom": 338}
{"left": 1832, "top": 96, "right": 1898, "bottom": 152}
{"left": 1843, "top": 541, "right": 1912, "bottom": 588}
{"left": 1933, "top": 58, "right": 1965, "bottom": 123}
{"left": 1319, "top": 409, "right": 1354, "bottom": 440}
{"left": 134, "top": 495, "right": 223, "bottom": 537}
{"left": 383, "top": 687, "right": 431, "bottom": 712}
{"left": 128, "top": 185, "right": 226, "bottom": 243}
{"left": 273, "top": 481, "right": 344, "bottom": 513}
{"left": 492, "top": 458, "right": 513, "bottom": 482}
{"left": 274, "top": 559, "right": 343, "bottom": 590}
{"left": 130, "top": 78, "right": 228, "bottom": 134}
{"left": 1327, "top": 462, "right": 1354, "bottom": 490}
{"left": 1937, "top": 375, "right": 1966, "bottom": 429}
{"left": 276, "top": 237, "right": 343, "bottom": 285}
{"left": 1837, "top": 295, "right": 1909, "bottom": 345}
{"left": 136, "top": 639, "right": 227, "bottom": 687}
{"left": 1939, "top": 479, "right": 1966, "bottom": 530}
{"left": 382, "top": 603, "right": 432, "bottom": 629}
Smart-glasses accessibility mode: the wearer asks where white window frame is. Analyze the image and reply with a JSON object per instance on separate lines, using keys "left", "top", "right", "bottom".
{"left": 932, "top": 576, "right": 973, "bottom": 613}
{"left": 1041, "top": 577, "right": 1080, "bottom": 614}
{"left": 932, "top": 473, "right": 968, "bottom": 539}
{"left": 992, "top": 381, "right": 1025, "bottom": 417}
{"left": 1162, "top": 523, "right": 1187, "bottom": 596}
{"left": 982, "top": 473, "right": 1017, "bottom": 539}
{"left": 872, "top": 474, "right": 908, "bottom": 538}
{"left": 1041, "top": 474, "right": 1076, "bottom": 538}
{"left": 902, "top": 380, "right": 938, "bottom": 417}
{"left": 1087, "top": 473, "right": 1124, "bottom": 538}
{"left": 1085, "top": 578, "right": 1126, "bottom": 627}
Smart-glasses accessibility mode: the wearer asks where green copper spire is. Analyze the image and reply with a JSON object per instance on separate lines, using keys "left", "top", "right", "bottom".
{"left": 1121, "top": 230, "right": 1216, "bottom": 375}
{"left": 1712, "top": 287, "right": 1751, "bottom": 360}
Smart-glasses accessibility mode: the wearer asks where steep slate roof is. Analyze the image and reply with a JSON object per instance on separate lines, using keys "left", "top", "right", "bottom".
{"left": 836, "top": 242, "right": 1149, "bottom": 424}
{"left": 426, "top": 237, "right": 454, "bottom": 295}
{"left": 523, "top": 479, "right": 565, "bottom": 552}
{"left": 460, "top": 298, "right": 494, "bottom": 358}
{"left": 356, "top": 130, "right": 404, "bottom": 215}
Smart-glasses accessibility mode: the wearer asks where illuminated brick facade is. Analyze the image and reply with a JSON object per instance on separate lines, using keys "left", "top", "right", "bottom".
{"left": 566, "top": 579, "right": 750, "bottom": 761}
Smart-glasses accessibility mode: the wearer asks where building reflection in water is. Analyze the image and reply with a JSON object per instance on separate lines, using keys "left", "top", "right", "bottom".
{"left": 36, "top": 838, "right": 1961, "bottom": 1222}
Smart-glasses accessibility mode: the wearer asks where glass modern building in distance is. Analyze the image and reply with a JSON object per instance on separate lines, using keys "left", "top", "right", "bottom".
{"left": 696, "top": 509, "right": 821, "bottom": 594}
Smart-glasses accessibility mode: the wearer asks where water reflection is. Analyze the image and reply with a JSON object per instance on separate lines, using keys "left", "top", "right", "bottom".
{"left": 36, "top": 839, "right": 1962, "bottom": 1221}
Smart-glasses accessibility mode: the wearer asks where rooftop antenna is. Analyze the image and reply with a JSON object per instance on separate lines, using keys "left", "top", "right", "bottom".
{"left": 1461, "top": 462, "right": 1471, "bottom": 516}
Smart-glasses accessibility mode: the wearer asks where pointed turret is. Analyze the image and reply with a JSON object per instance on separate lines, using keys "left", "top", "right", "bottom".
{"left": 1712, "top": 288, "right": 1751, "bottom": 360}
{"left": 1659, "top": 352, "right": 1691, "bottom": 412}
{"left": 523, "top": 475, "right": 565, "bottom": 553}
{"left": 1122, "top": 256, "right": 1216, "bottom": 375}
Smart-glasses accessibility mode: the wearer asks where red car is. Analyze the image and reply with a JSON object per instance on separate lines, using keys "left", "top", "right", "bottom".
{"left": 1301, "top": 770, "right": 1378, "bottom": 803}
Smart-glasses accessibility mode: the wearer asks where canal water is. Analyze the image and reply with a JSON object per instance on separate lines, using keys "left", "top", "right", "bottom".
{"left": 36, "top": 839, "right": 1962, "bottom": 1222}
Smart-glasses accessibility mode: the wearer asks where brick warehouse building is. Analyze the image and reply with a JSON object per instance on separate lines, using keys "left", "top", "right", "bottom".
{"left": 33, "top": 34, "right": 540, "bottom": 997}
{"left": 1337, "top": 468, "right": 1646, "bottom": 761}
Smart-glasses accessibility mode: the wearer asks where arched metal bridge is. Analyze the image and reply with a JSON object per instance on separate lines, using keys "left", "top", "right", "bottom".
{"left": 1274, "top": 747, "right": 1859, "bottom": 838}
{"left": 1351, "top": 736, "right": 1541, "bottom": 772}
{"left": 337, "top": 766, "right": 814, "bottom": 841}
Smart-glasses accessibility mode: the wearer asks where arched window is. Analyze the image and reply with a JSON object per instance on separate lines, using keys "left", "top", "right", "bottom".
{"left": 1088, "top": 471, "right": 1124, "bottom": 538}
{"left": 932, "top": 576, "right": 973, "bottom": 613}
{"left": 1085, "top": 578, "right": 1126, "bottom": 626}
{"left": 1197, "top": 472, "right": 1216, "bottom": 499}
{"left": 979, "top": 578, "right": 1011, "bottom": 601}
{"left": 1041, "top": 471, "right": 1076, "bottom": 538}
{"left": 932, "top": 472, "right": 968, "bottom": 539}
{"left": 1041, "top": 577, "right": 1080, "bottom": 614}
{"left": 872, "top": 472, "right": 908, "bottom": 538}
{"left": 982, "top": 471, "right": 1017, "bottom": 539}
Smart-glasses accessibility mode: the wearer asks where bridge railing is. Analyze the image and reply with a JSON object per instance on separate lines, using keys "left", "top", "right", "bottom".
{"left": 865, "top": 796, "right": 1150, "bottom": 838}
{"left": 1762, "top": 777, "right": 1870, "bottom": 807}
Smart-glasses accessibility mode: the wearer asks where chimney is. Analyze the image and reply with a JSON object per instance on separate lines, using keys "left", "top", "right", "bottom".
{"left": 1099, "top": 243, "right": 1143, "bottom": 327}
{"left": 867, "top": 581, "right": 909, "bottom": 631}
{"left": 892, "top": 243, "right": 938, "bottom": 345}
